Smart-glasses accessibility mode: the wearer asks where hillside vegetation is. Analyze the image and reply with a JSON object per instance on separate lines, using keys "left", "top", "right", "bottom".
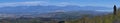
{"left": 0, "top": 9, "right": 120, "bottom": 23}
{"left": 66, "top": 8, "right": 120, "bottom": 23}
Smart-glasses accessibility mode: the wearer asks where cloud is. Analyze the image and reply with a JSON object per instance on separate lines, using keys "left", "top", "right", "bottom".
{"left": 0, "top": 1, "right": 81, "bottom": 7}
{"left": 0, "top": 1, "right": 49, "bottom": 7}
{"left": 54, "top": 2, "right": 80, "bottom": 6}
{"left": 0, "top": 1, "right": 114, "bottom": 8}
{"left": 17, "top": 1, "right": 49, "bottom": 6}
{"left": 54, "top": 10, "right": 65, "bottom": 12}
{"left": 95, "top": 10, "right": 113, "bottom": 12}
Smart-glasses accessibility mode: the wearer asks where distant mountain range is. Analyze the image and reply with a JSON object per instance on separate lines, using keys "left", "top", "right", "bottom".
{"left": 0, "top": 5, "right": 112, "bottom": 14}
{"left": 0, "top": 5, "right": 112, "bottom": 19}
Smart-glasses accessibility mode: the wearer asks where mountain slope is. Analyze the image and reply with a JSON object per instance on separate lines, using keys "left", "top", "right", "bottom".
{"left": 0, "top": 5, "right": 112, "bottom": 14}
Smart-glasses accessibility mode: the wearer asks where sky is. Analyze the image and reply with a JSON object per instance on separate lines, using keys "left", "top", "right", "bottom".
{"left": 0, "top": 0, "right": 119, "bottom": 12}
{"left": 0, "top": 0, "right": 119, "bottom": 7}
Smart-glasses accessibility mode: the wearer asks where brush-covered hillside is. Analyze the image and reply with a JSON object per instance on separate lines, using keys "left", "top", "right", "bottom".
{"left": 65, "top": 8, "right": 120, "bottom": 23}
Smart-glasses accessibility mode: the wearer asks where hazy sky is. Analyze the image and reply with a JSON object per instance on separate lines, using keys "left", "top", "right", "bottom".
{"left": 0, "top": 0, "right": 119, "bottom": 7}
{"left": 0, "top": 0, "right": 119, "bottom": 12}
